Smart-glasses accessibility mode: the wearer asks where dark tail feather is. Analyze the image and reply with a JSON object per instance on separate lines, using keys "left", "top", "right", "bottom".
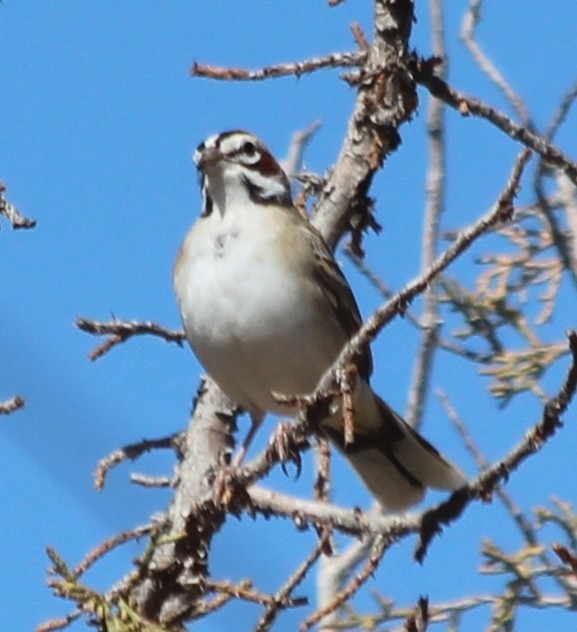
{"left": 322, "top": 394, "right": 466, "bottom": 511}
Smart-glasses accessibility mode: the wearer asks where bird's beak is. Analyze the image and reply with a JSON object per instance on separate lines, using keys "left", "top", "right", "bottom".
{"left": 195, "top": 146, "right": 223, "bottom": 169}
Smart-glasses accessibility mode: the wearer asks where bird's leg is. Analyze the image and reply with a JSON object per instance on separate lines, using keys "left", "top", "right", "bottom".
{"left": 232, "top": 412, "right": 264, "bottom": 466}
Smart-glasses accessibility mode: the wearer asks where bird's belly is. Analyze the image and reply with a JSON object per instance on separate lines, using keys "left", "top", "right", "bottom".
{"left": 179, "top": 248, "right": 340, "bottom": 414}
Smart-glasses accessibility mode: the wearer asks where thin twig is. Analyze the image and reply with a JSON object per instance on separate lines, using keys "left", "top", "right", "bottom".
{"left": 416, "top": 329, "right": 577, "bottom": 562}
{"left": 544, "top": 77, "right": 577, "bottom": 140}
{"left": 0, "top": 395, "right": 26, "bottom": 415}
{"left": 313, "top": 438, "right": 331, "bottom": 505}
{"left": 339, "top": 363, "right": 357, "bottom": 446}
{"left": 405, "top": 0, "right": 446, "bottom": 430}
{"left": 460, "top": 0, "right": 531, "bottom": 125}
{"left": 281, "top": 121, "right": 323, "bottom": 178}
{"left": 191, "top": 51, "right": 366, "bottom": 81}
{"left": 76, "top": 317, "right": 185, "bottom": 360}
{"left": 300, "top": 535, "right": 387, "bottom": 630}
{"left": 72, "top": 523, "right": 156, "bottom": 578}
{"left": 201, "top": 579, "right": 277, "bottom": 607}
{"left": 254, "top": 531, "right": 330, "bottom": 632}
{"left": 36, "top": 610, "right": 82, "bottom": 632}
{"left": 130, "top": 474, "right": 175, "bottom": 488}
{"left": 411, "top": 58, "right": 577, "bottom": 185}
{"left": 350, "top": 22, "right": 369, "bottom": 50}
{"left": 533, "top": 78, "right": 577, "bottom": 289}
{"left": 437, "top": 389, "right": 576, "bottom": 597}
{"left": 315, "top": 149, "right": 532, "bottom": 401}
{"left": 0, "top": 183, "right": 36, "bottom": 230}
{"left": 94, "top": 433, "right": 182, "bottom": 490}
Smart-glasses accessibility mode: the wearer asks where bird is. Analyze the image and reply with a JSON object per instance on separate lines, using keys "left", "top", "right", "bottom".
{"left": 174, "top": 130, "right": 466, "bottom": 511}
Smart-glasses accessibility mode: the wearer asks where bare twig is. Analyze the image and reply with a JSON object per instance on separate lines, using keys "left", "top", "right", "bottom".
{"left": 76, "top": 317, "right": 185, "bottom": 360}
{"left": 191, "top": 51, "right": 366, "bottom": 81}
{"left": 0, "top": 395, "right": 25, "bottom": 415}
{"left": 281, "top": 121, "right": 323, "bottom": 178}
{"left": 315, "top": 149, "right": 531, "bottom": 402}
{"left": 533, "top": 78, "right": 577, "bottom": 289}
{"left": 411, "top": 57, "right": 577, "bottom": 185}
{"left": 94, "top": 433, "right": 182, "bottom": 490}
{"left": 0, "top": 183, "right": 36, "bottom": 230}
{"left": 350, "top": 22, "right": 369, "bottom": 51}
{"left": 405, "top": 0, "right": 446, "bottom": 430}
{"left": 36, "top": 611, "right": 82, "bottom": 632}
{"left": 201, "top": 579, "right": 277, "bottom": 607}
{"left": 313, "top": 438, "right": 332, "bottom": 505}
{"left": 416, "top": 329, "right": 577, "bottom": 562}
{"left": 339, "top": 363, "right": 357, "bottom": 446}
{"left": 300, "top": 535, "right": 387, "bottom": 630}
{"left": 544, "top": 78, "right": 577, "bottom": 141}
{"left": 130, "top": 474, "right": 175, "bottom": 488}
{"left": 247, "top": 485, "right": 411, "bottom": 537}
{"left": 461, "top": 0, "right": 531, "bottom": 125}
{"left": 254, "top": 531, "right": 330, "bottom": 632}
{"left": 72, "top": 523, "right": 156, "bottom": 578}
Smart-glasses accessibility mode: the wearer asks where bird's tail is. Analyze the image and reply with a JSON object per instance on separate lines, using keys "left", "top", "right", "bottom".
{"left": 321, "top": 385, "right": 466, "bottom": 511}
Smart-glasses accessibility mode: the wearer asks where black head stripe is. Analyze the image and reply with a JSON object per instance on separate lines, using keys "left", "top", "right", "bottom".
{"left": 200, "top": 175, "right": 213, "bottom": 217}
{"left": 241, "top": 174, "right": 292, "bottom": 207}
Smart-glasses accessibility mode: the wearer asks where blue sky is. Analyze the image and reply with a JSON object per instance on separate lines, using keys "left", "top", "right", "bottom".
{"left": 1, "top": 2, "right": 577, "bottom": 630}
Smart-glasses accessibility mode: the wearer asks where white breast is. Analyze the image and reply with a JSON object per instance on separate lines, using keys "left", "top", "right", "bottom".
{"left": 174, "top": 207, "right": 343, "bottom": 415}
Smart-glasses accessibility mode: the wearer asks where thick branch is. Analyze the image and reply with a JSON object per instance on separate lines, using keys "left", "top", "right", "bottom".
{"left": 129, "top": 378, "right": 238, "bottom": 626}
{"left": 311, "top": 0, "right": 418, "bottom": 249}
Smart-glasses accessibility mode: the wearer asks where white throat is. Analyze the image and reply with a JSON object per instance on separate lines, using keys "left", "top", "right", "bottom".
{"left": 203, "top": 164, "right": 253, "bottom": 219}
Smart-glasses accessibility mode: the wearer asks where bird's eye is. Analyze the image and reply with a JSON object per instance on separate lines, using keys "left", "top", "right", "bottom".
{"left": 242, "top": 141, "right": 257, "bottom": 156}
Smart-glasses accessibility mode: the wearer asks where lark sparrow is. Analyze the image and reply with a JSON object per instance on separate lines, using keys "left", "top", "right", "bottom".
{"left": 174, "top": 130, "right": 466, "bottom": 510}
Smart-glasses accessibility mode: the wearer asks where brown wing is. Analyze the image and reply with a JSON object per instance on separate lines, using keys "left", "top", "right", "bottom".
{"left": 308, "top": 228, "right": 373, "bottom": 380}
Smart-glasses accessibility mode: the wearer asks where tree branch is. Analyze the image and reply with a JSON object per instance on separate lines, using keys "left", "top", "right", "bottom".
{"left": 411, "top": 57, "right": 577, "bottom": 185}
{"left": 0, "top": 395, "right": 26, "bottom": 415}
{"left": 129, "top": 377, "right": 238, "bottom": 626}
{"left": 75, "top": 317, "right": 185, "bottom": 360}
{"left": 94, "top": 434, "right": 183, "bottom": 490}
{"left": 191, "top": 51, "right": 366, "bottom": 81}
{"left": 0, "top": 183, "right": 36, "bottom": 230}
{"left": 405, "top": 0, "right": 447, "bottom": 430}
